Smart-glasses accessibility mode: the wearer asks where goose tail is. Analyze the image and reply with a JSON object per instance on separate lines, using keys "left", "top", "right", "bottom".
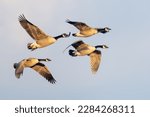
{"left": 69, "top": 50, "right": 77, "bottom": 57}
{"left": 27, "top": 43, "right": 37, "bottom": 51}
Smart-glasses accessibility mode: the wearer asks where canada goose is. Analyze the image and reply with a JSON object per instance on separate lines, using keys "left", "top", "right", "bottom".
{"left": 64, "top": 40, "right": 108, "bottom": 73}
{"left": 66, "top": 19, "right": 111, "bottom": 37}
{"left": 19, "top": 14, "right": 70, "bottom": 51}
{"left": 13, "top": 58, "right": 56, "bottom": 84}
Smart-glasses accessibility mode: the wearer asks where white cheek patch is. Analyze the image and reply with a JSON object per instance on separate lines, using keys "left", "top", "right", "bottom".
{"left": 105, "top": 28, "right": 109, "bottom": 32}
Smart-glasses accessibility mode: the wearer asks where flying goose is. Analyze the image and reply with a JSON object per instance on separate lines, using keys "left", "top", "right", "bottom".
{"left": 13, "top": 58, "right": 56, "bottom": 84}
{"left": 64, "top": 40, "right": 108, "bottom": 73}
{"left": 19, "top": 14, "right": 70, "bottom": 51}
{"left": 66, "top": 19, "right": 111, "bottom": 37}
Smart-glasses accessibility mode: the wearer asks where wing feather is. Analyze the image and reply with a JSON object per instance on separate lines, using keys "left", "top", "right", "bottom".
{"left": 19, "top": 14, "right": 48, "bottom": 40}
{"left": 66, "top": 20, "right": 91, "bottom": 31}
{"left": 71, "top": 40, "right": 85, "bottom": 49}
{"left": 15, "top": 61, "right": 25, "bottom": 78}
{"left": 89, "top": 50, "right": 101, "bottom": 74}
{"left": 31, "top": 63, "right": 56, "bottom": 84}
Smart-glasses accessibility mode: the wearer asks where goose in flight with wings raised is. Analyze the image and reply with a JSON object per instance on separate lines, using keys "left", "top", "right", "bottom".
{"left": 64, "top": 40, "right": 108, "bottom": 73}
{"left": 13, "top": 58, "right": 56, "bottom": 84}
{"left": 66, "top": 19, "right": 111, "bottom": 37}
{"left": 19, "top": 15, "right": 70, "bottom": 50}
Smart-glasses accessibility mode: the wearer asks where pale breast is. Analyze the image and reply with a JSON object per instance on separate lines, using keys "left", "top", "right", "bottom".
{"left": 78, "top": 46, "right": 96, "bottom": 56}
{"left": 24, "top": 58, "right": 39, "bottom": 67}
{"left": 81, "top": 28, "right": 97, "bottom": 36}
{"left": 36, "top": 36, "right": 56, "bottom": 47}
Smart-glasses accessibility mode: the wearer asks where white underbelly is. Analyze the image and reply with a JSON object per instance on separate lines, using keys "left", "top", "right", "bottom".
{"left": 78, "top": 46, "right": 96, "bottom": 56}
{"left": 36, "top": 37, "right": 56, "bottom": 48}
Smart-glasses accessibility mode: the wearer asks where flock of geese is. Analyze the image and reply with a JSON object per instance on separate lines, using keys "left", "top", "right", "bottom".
{"left": 14, "top": 14, "right": 111, "bottom": 84}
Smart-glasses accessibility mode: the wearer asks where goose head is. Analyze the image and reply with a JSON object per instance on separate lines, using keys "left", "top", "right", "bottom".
{"left": 45, "top": 58, "right": 51, "bottom": 62}
{"left": 101, "top": 45, "right": 109, "bottom": 49}
{"left": 62, "top": 32, "right": 71, "bottom": 38}
{"left": 104, "top": 27, "right": 111, "bottom": 32}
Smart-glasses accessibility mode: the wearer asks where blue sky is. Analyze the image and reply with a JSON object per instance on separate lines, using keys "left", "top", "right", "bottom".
{"left": 0, "top": 0, "right": 150, "bottom": 99}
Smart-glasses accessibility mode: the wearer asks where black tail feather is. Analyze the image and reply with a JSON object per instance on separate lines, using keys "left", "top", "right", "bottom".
{"left": 49, "top": 78, "right": 56, "bottom": 84}
{"left": 69, "top": 50, "right": 77, "bottom": 57}
{"left": 66, "top": 19, "right": 74, "bottom": 24}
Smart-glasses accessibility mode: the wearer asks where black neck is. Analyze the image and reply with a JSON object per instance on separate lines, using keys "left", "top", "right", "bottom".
{"left": 54, "top": 34, "right": 63, "bottom": 40}
{"left": 95, "top": 45, "right": 103, "bottom": 48}
{"left": 97, "top": 28, "right": 107, "bottom": 33}
{"left": 38, "top": 59, "right": 47, "bottom": 61}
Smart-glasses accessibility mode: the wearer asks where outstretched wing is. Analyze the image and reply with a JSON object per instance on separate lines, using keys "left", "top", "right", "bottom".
{"left": 66, "top": 19, "right": 91, "bottom": 31}
{"left": 71, "top": 40, "right": 91, "bottom": 53}
{"left": 31, "top": 63, "right": 56, "bottom": 84}
{"left": 19, "top": 14, "right": 49, "bottom": 40}
{"left": 71, "top": 40, "right": 85, "bottom": 49}
{"left": 89, "top": 50, "right": 101, "bottom": 74}
{"left": 63, "top": 40, "right": 86, "bottom": 52}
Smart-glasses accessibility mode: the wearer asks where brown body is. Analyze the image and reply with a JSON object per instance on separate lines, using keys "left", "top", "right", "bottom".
{"left": 66, "top": 19, "right": 111, "bottom": 37}
{"left": 65, "top": 40, "right": 108, "bottom": 74}
{"left": 19, "top": 15, "right": 70, "bottom": 50}
{"left": 14, "top": 58, "right": 56, "bottom": 84}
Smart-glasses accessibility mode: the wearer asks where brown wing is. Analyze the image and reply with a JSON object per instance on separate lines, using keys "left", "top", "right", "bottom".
{"left": 66, "top": 20, "right": 91, "bottom": 31}
{"left": 19, "top": 14, "right": 49, "bottom": 40}
{"left": 31, "top": 63, "right": 56, "bottom": 84}
{"left": 71, "top": 40, "right": 85, "bottom": 49}
{"left": 72, "top": 40, "right": 91, "bottom": 53}
{"left": 63, "top": 40, "right": 85, "bottom": 52}
{"left": 89, "top": 50, "right": 101, "bottom": 74}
